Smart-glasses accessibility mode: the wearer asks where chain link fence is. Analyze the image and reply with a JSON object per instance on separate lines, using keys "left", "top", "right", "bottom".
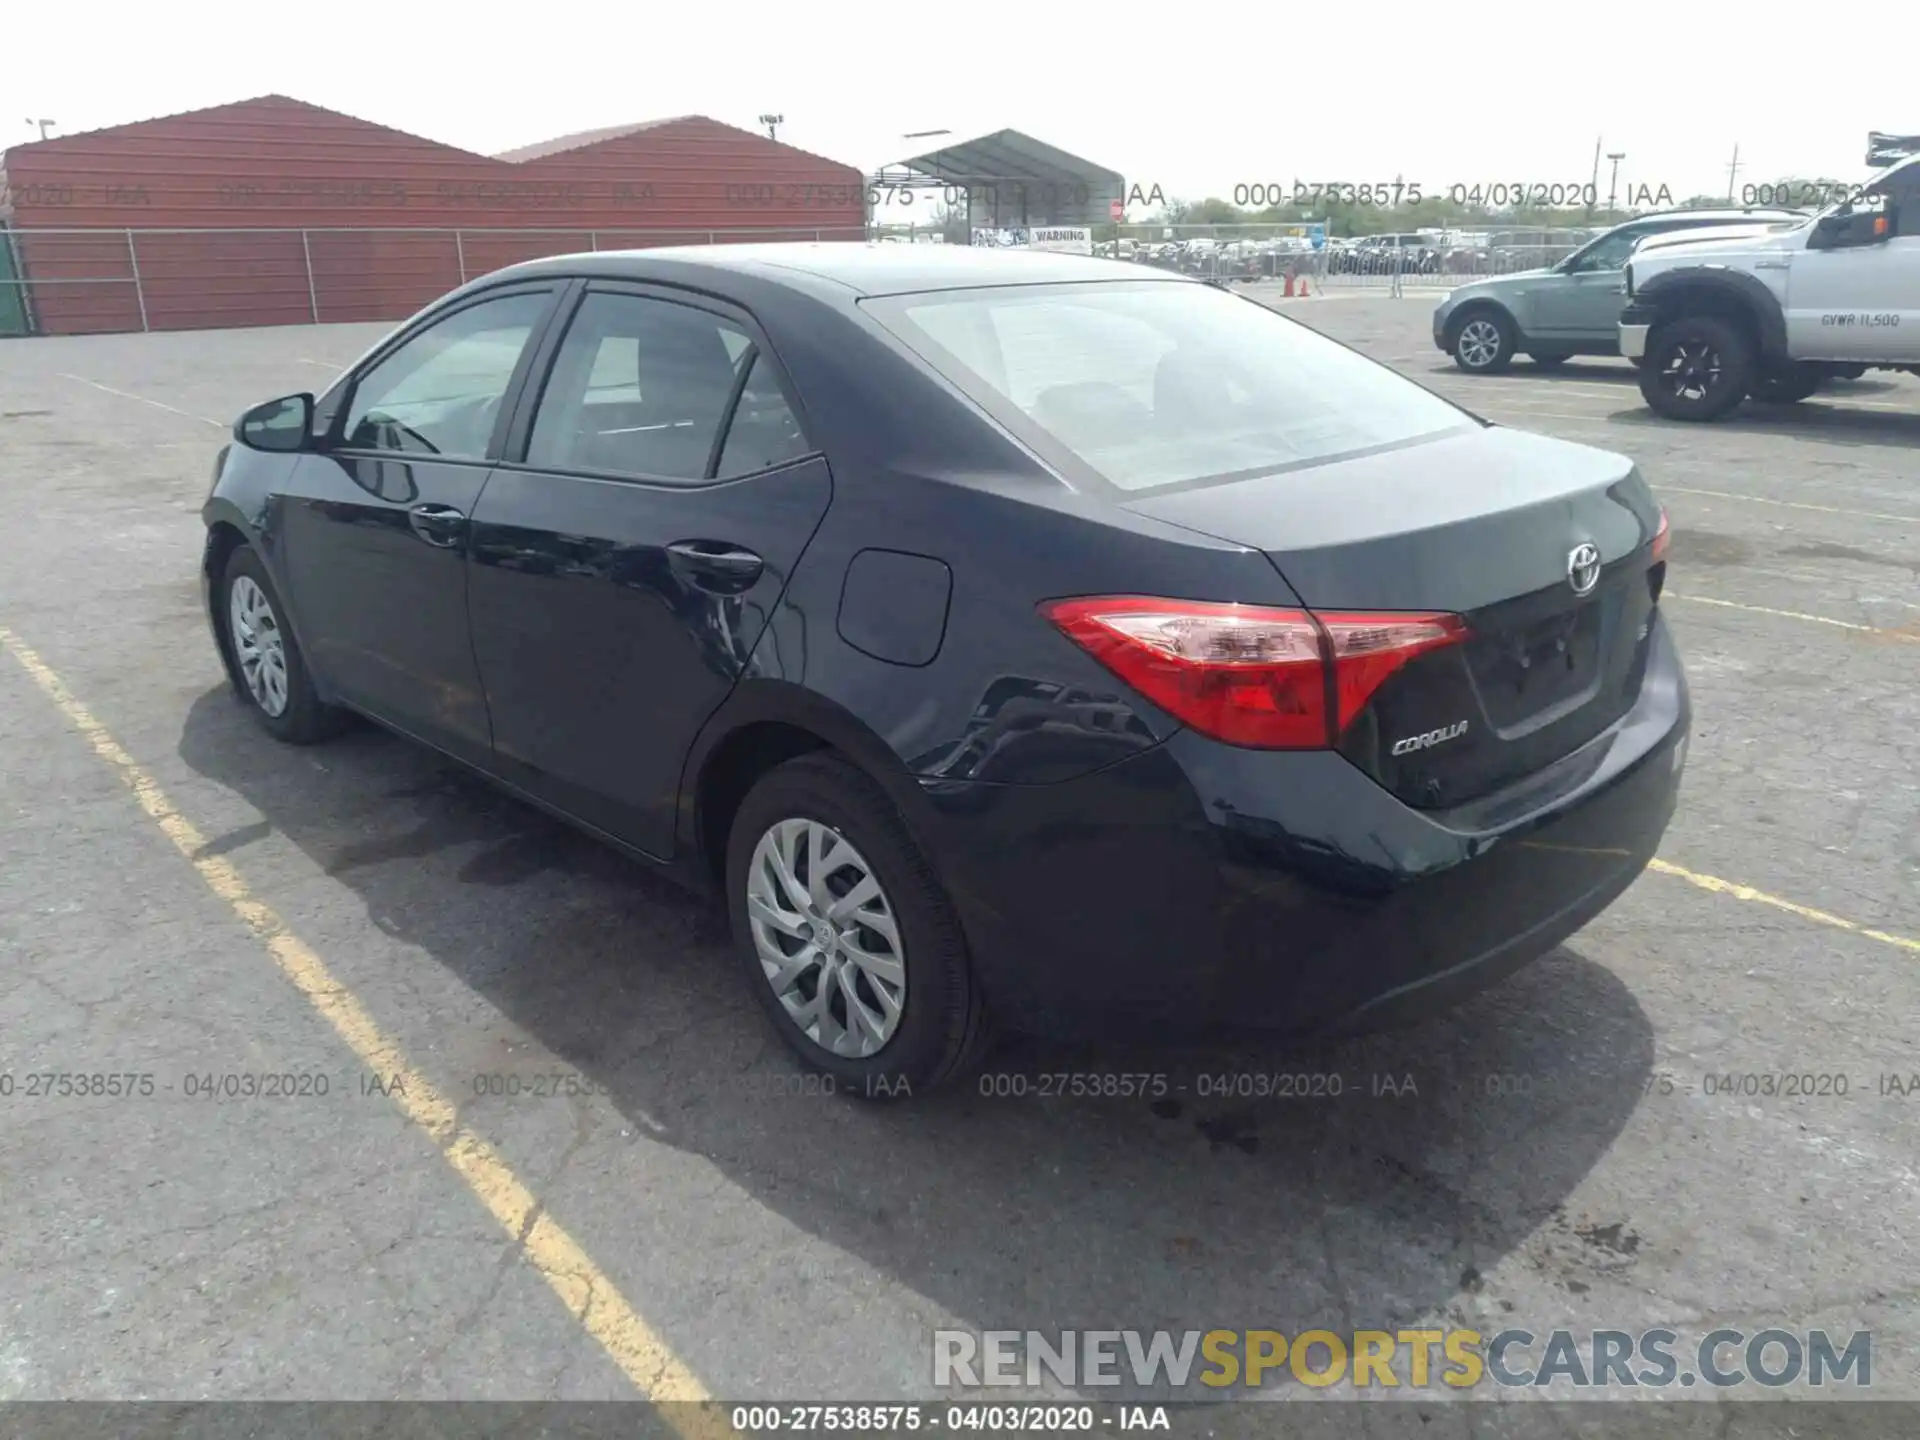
{"left": 1099, "top": 223, "right": 1596, "bottom": 291}
{"left": 0, "top": 221, "right": 1597, "bottom": 336}
{"left": 0, "top": 225, "right": 877, "bottom": 337}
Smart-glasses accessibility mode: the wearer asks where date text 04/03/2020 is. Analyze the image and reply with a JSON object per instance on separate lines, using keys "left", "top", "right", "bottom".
{"left": 728, "top": 1405, "right": 1169, "bottom": 1432}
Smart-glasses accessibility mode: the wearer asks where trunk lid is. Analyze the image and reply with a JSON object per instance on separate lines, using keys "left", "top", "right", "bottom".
{"left": 1125, "top": 426, "right": 1666, "bottom": 809}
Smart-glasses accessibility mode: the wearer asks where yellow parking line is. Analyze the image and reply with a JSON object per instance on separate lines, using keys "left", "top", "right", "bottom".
{"left": 0, "top": 626, "right": 712, "bottom": 1408}
{"left": 1658, "top": 484, "right": 1920, "bottom": 527}
{"left": 1648, "top": 859, "right": 1920, "bottom": 954}
{"left": 1665, "top": 592, "right": 1920, "bottom": 641}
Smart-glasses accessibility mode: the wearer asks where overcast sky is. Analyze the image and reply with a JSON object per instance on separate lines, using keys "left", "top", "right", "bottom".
{"left": 8, "top": 0, "right": 1915, "bottom": 208}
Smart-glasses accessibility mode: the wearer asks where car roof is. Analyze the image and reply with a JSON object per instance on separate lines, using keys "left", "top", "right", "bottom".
{"left": 496, "top": 242, "right": 1186, "bottom": 299}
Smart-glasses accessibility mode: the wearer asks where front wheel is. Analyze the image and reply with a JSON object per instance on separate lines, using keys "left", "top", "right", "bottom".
{"left": 1449, "top": 310, "right": 1516, "bottom": 373}
{"left": 1638, "top": 315, "right": 1753, "bottom": 421}
{"left": 219, "top": 545, "right": 349, "bottom": 744}
{"left": 726, "top": 753, "right": 989, "bottom": 1098}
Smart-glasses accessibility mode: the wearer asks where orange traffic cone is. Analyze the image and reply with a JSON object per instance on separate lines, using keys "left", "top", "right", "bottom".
{"left": 1283, "top": 269, "right": 1297, "bottom": 297}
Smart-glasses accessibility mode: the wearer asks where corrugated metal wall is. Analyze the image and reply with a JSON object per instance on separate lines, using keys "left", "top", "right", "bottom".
{"left": 0, "top": 97, "right": 867, "bottom": 335}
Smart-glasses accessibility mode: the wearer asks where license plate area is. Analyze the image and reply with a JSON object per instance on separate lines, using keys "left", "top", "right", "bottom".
{"left": 1468, "top": 601, "right": 1606, "bottom": 730}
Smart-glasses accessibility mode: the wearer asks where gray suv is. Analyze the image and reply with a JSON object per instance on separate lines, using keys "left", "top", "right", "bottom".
{"left": 1433, "top": 209, "right": 1805, "bottom": 372}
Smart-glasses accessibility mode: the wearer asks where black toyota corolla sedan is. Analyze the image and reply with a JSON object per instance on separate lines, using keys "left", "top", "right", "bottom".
{"left": 202, "top": 243, "right": 1688, "bottom": 1093}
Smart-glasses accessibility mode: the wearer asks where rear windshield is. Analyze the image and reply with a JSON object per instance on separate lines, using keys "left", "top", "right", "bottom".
{"left": 862, "top": 280, "right": 1475, "bottom": 492}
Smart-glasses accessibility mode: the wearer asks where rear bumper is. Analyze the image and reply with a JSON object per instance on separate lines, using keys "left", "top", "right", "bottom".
{"left": 916, "top": 615, "right": 1689, "bottom": 1041}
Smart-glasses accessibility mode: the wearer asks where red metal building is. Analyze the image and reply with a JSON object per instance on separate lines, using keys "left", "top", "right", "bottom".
{"left": 0, "top": 96, "right": 867, "bottom": 335}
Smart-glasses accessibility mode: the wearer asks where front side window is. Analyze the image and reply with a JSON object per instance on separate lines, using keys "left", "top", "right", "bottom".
{"left": 1570, "top": 229, "right": 1641, "bottom": 271}
{"left": 528, "top": 292, "right": 762, "bottom": 481}
{"left": 341, "top": 291, "right": 549, "bottom": 459}
{"left": 866, "top": 281, "right": 1474, "bottom": 493}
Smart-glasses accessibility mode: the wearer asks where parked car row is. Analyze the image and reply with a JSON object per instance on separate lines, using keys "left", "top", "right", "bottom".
{"left": 1432, "top": 207, "right": 1808, "bottom": 372}
{"left": 1098, "top": 231, "right": 1601, "bottom": 279}
{"left": 1433, "top": 162, "right": 1919, "bottom": 422}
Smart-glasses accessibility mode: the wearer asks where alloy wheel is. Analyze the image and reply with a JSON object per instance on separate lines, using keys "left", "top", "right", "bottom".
{"left": 1457, "top": 319, "right": 1503, "bottom": 368}
{"left": 746, "top": 817, "right": 906, "bottom": 1058}
{"left": 228, "top": 574, "right": 290, "bottom": 717}
{"left": 1660, "top": 340, "right": 1721, "bottom": 402}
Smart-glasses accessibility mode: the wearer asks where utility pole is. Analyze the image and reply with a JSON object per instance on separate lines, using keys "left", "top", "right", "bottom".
{"left": 1588, "top": 137, "right": 1603, "bottom": 219}
{"left": 25, "top": 118, "right": 56, "bottom": 140}
{"left": 1606, "top": 152, "right": 1626, "bottom": 215}
{"left": 1725, "top": 143, "right": 1742, "bottom": 202}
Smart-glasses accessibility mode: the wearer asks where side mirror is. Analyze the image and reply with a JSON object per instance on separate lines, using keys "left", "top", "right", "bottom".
{"left": 1814, "top": 207, "right": 1891, "bottom": 248}
{"left": 235, "top": 393, "right": 315, "bottom": 452}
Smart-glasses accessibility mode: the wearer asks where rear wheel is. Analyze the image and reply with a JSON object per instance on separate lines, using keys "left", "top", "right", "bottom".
{"left": 1450, "top": 309, "right": 1515, "bottom": 373}
{"left": 219, "top": 545, "right": 348, "bottom": 744}
{"left": 1638, "top": 315, "right": 1753, "bottom": 421}
{"left": 726, "top": 752, "right": 988, "bottom": 1098}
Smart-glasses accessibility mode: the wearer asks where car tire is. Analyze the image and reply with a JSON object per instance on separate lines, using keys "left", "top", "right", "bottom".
{"left": 726, "top": 752, "right": 989, "bottom": 1099}
{"left": 1750, "top": 366, "right": 1825, "bottom": 404}
{"left": 219, "top": 545, "right": 348, "bottom": 744}
{"left": 1638, "top": 315, "right": 1753, "bottom": 421}
{"left": 1449, "top": 309, "right": 1516, "bottom": 373}
{"left": 1528, "top": 352, "right": 1572, "bottom": 369}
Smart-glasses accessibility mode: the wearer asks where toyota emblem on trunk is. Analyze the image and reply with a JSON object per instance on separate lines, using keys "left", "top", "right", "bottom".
{"left": 1567, "top": 542, "right": 1602, "bottom": 596}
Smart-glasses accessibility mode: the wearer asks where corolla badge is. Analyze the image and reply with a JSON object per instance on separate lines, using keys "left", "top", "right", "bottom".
{"left": 1567, "top": 541, "right": 1602, "bottom": 596}
{"left": 1390, "top": 720, "right": 1469, "bottom": 757}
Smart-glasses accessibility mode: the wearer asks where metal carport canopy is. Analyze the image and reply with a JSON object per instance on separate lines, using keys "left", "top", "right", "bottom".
{"left": 879, "top": 129, "right": 1122, "bottom": 193}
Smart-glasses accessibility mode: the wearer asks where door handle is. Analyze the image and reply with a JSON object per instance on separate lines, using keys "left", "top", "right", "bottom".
{"left": 408, "top": 503, "right": 466, "bottom": 549}
{"left": 666, "top": 540, "right": 765, "bottom": 593}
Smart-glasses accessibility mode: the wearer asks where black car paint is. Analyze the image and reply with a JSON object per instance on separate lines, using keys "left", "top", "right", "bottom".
{"left": 204, "top": 245, "right": 1687, "bottom": 1041}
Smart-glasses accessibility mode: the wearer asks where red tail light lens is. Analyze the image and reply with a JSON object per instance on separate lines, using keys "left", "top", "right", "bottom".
{"left": 1041, "top": 596, "right": 1468, "bottom": 750}
{"left": 1651, "top": 507, "right": 1671, "bottom": 563}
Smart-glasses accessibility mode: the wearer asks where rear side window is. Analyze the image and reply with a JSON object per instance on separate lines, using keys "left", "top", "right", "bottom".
{"left": 716, "top": 354, "right": 810, "bottom": 477}
{"left": 529, "top": 292, "right": 758, "bottom": 481}
{"left": 865, "top": 281, "right": 1473, "bottom": 493}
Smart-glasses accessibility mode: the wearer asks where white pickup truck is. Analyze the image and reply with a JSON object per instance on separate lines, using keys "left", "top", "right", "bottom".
{"left": 1619, "top": 152, "right": 1920, "bottom": 419}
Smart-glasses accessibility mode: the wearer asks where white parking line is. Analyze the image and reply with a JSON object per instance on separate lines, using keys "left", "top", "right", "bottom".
{"left": 1657, "top": 484, "right": 1920, "bottom": 527}
{"left": 1437, "top": 379, "right": 1920, "bottom": 415}
{"left": 54, "top": 373, "right": 224, "bottom": 429}
{"left": 1667, "top": 592, "right": 1920, "bottom": 641}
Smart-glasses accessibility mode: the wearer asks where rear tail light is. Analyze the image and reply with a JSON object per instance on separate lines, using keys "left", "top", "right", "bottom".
{"left": 1648, "top": 508, "right": 1670, "bottom": 604}
{"left": 1041, "top": 596, "right": 1468, "bottom": 750}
